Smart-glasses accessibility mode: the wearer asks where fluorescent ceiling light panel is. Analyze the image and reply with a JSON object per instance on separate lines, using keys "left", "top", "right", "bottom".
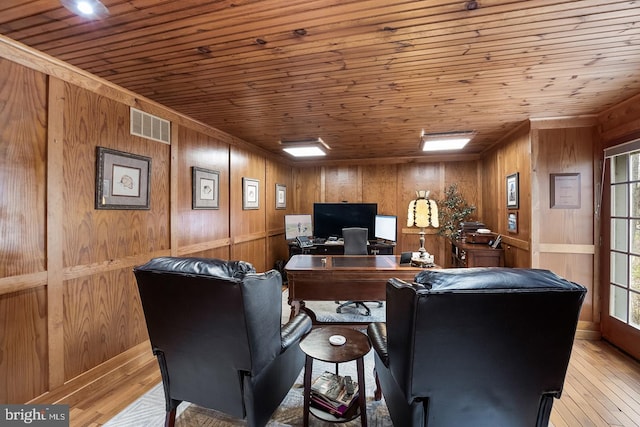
{"left": 280, "top": 138, "right": 329, "bottom": 157}
{"left": 420, "top": 131, "right": 474, "bottom": 151}
{"left": 282, "top": 146, "right": 327, "bottom": 157}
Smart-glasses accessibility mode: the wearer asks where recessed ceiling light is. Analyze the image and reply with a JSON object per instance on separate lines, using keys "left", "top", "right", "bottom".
{"left": 420, "top": 131, "right": 474, "bottom": 151}
{"left": 280, "top": 138, "right": 330, "bottom": 157}
{"left": 60, "top": 0, "right": 109, "bottom": 19}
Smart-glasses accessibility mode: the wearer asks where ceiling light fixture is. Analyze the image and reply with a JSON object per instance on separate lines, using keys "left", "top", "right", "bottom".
{"left": 60, "top": 0, "right": 109, "bottom": 19}
{"left": 280, "top": 138, "right": 330, "bottom": 157}
{"left": 420, "top": 130, "right": 475, "bottom": 152}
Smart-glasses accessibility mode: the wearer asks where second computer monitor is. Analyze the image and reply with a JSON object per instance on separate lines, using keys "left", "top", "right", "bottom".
{"left": 374, "top": 214, "right": 397, "bottom": 242}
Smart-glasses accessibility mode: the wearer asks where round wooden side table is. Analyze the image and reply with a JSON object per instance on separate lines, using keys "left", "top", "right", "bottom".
{"left": 299, "top": 326, "right": 371, "bottom": 427}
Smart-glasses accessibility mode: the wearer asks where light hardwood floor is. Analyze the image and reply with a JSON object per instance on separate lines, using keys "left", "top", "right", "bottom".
{"left": 68, "top": 339, "right": 640, "bottom": 427}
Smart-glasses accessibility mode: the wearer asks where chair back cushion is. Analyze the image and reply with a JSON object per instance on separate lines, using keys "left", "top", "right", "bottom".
{"left": 342, "top": 227, "right": 369, "bottom": 255}
{"left": 387, "top": 267, "right": 586, "bottom": 426}
{"left": 133, "top": 257, "right": 283, "bottom": 416}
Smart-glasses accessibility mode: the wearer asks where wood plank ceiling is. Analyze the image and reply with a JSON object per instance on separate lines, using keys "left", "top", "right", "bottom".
{"left": 1, "top": 0, "right": 640, "bottom": 162}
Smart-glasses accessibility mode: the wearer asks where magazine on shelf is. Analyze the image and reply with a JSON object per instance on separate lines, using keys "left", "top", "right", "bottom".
{"left": 310, "top": 393, "right": 358, "bottom": 418}
{"left": 310, "top": 371, "right": 359, "bottom": 416}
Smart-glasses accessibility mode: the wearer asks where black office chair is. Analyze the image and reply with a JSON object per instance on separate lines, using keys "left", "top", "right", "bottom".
{"left": 336, "top": 227, "right": 383, "bottom": 316}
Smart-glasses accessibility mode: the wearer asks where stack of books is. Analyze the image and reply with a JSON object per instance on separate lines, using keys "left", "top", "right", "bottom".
{"left": 310, "top": 371, "right": 359, "bottom": 418}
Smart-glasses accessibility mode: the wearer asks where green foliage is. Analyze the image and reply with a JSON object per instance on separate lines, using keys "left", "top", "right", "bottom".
{"left": 437, "top": 184, "right": 476, "bottom": 240}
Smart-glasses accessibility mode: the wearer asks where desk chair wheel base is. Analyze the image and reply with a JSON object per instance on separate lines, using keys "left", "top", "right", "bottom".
{"left": 336, "top": 301, "right": 372, "bottom": 316}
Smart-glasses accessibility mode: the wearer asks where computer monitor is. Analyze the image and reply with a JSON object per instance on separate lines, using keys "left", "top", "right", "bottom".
{"left": 313, "top": 203, "right": 377, "bottom": 240}
{"left": 374, "top": 215, "right": 397, "bottom": 242}
{"left": 284, "top": 214, "right": 313, "bottom": 240}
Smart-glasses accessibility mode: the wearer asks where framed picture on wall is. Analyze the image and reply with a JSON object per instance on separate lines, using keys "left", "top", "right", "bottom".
{"left": 507, "top": 211, "right": 518, "bottom": 233}
{"left": 95, "top": 147, "right": 151, "bottom": 210}
{"left": 550, "top": 173, "right": 581, "bottom": 209}
{"left": 242, "top": 177, "right": 260, "bottom": 210}
{"left": 506, "top": 172, "right": 519, "bottom": 209}
{"left": 192, "top": 167, "right": 219, "bottom": 209}
{"left": 275, "top": 184, "right": 286, "bottom": 209}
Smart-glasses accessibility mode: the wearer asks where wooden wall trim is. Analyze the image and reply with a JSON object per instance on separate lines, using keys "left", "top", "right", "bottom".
{"left": 530, "top": 116, "right": 599, "bottom": 129}
{"left": 29, "top": 341, "right": 154, "bottom": 405}
{"left": 62, "top": 251, "right": 170, "bottom": 281}
{"left": 0, "top": 272, "right": 47, "bottom": 296}
{"left": 47, "top": 76, "right": 65, "bottom": 389}
{"left": 170, "top": 125, "right": 179, "bottom": 256}
{"left": 501, "top": 235, "right": 530, "bottom": 251}
{"left": 233, "top": 232, "right": 267, "bottom": 245}
{"left": 538, "top": 243, "right": 595, "bottom": 254}
{"left": 176, "top": 238, "right": 232, "bottom": 256}
{"left": 267, "top": 228, "right": 285, "bottom": 237}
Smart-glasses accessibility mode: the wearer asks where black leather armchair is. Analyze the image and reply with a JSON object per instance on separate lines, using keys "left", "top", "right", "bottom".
{"left": 368, "top": 267, "right": 586, "bottom": 427}
{"left": 133, "top": 257, "right": 312, "bottom": 427}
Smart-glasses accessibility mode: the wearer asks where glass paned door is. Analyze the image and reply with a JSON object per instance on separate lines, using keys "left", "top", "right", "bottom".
{"left": 610, "top": 151, "right": 640, "bottom": 330}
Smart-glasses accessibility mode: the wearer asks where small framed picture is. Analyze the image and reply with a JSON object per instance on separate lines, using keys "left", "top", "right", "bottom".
{"left": 507, "top": 211, "right": 518, "bottom": 233}
{"left": 550, "top": 173, "right": 581, "bottom": 209}
{"left": 506, "top": 172, "right": 519, "bottom": 209}
{"left": 192, "top": 167, "right": 219, "bottom": 209}
{"left": 95, "top": 147, "right": 151, "bottom": 210}
{"left": 275, "top": 184, "right": 286, "bottom": 209}
{"left": 242, "top": 177, "right": 260, "bottom": 210}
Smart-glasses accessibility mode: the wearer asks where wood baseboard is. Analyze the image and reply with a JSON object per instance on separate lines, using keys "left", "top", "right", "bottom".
{"left": 29, "top": 340, "right": 157, "bottom": 405}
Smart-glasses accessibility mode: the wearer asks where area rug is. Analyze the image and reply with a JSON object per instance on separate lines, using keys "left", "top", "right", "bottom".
{"left": 282, "top": 289, "right": 385, "bottom": 324}
{"left": 104, "top": 291, "right": 391, "bottom": 427}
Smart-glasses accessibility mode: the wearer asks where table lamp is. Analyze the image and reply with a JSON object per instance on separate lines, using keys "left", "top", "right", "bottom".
{"left": 407, "top": 190, "right": 439, "bottom": 266}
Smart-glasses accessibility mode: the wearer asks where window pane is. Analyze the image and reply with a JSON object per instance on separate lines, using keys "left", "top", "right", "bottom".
{"left": 612, "top": 154, "right": 628, "bottom": 183}
{"left": 630, "top": 292, "right": 640, "bottom": 330}
{"left": 612, "top": 184, "right": 628, "bottom": 217}
{"left": 632, "top": 255, "right": 640, "bottom": 292}
{"left": 631, "top": 182, "right": 640, "bottom": 217}
{"left": 611, "top": 251, "right": 628, "bottom": 286}
{"left": 631, "top": 152, "right": 640, "bottom": 181}
{"left": 611, "top": 285, "right": 628, "bottom": 321}
{"left": 611, "top": 218, "right": 628, "bottom": 251}
{"left": 633, "top": 220, "right": 640, "bottom": 255}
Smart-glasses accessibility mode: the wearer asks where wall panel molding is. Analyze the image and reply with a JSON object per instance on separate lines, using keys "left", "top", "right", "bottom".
{"left": 177, "top": 239, "right": 232, "bottom": 256}
{"left": 538, "top": 243, "right": 595, "bottom": 254}
{"left": 0, "top": 272, "right": 47, "bottom": 296}
{"left": 62, "top": 251, "right": 170, "bottom": 281}
{"left": 47, "top": 76, "right": 66, "bottom": 389}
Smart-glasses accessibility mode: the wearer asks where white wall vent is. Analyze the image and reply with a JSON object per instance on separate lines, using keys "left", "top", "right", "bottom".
{"left": 130, "top": 108, "right": 171, "bottom": 144}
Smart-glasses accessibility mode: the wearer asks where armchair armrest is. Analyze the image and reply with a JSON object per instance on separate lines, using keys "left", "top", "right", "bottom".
{"left": 280, "top": 312, "right": 312, "bottom": 351}
{"left": 367, "top": 322, "right": 389, "bottom": 367}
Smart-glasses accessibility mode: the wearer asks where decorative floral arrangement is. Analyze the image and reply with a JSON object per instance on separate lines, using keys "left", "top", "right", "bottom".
{"left": 437, "top": 184, "right": 476, "bottom": 240}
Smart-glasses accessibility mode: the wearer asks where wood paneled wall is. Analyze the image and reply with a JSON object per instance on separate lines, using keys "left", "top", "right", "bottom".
{"left": 480, "top": 117, "right": 600, "bottom": 336}
{"left": 481, "top": 122, "right": 532, "bottom": 268}
{"left": 176, "top": 126, "right": 230, "bottom": 257}
{"left": 531, "top": 119, "right": 598, "bottom": 332}
{"left": 0, "top": 38, "right": 296, "bottom": 405}
{"left": 293, "top": 162, "right": 481, "bottom": 266}
{"left": 0, "top": 59, "right": 49, "bottom": 403}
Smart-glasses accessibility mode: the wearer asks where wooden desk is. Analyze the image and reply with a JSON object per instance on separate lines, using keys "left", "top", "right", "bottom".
{"left": 284, "top": 255, "right": 426, "bottom": 321}
{"left": 451, "top": 240, "right": 505, "bottom": 268}
{"left": 288, "top": 241, "right": 395, "bottom": 257}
